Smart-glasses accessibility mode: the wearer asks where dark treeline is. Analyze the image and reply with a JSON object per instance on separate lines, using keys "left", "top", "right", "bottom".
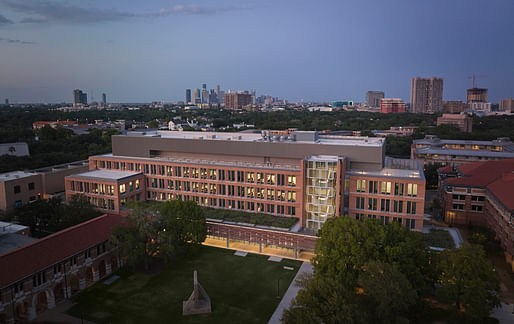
{"left": 1, "top": 107, "right": 513, "bottom": 172}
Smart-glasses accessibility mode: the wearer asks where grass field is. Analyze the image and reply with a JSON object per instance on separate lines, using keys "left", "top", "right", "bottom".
{"left": 68, "top": 246, "right": 302, "bottom": 324}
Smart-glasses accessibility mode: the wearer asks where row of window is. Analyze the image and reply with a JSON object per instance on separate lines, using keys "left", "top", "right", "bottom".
{"left": 70, "top": 180, "right": 141, "bottom": 195}
{"left": 354, "top": 213, "right": 417, "bottom": 229}
{"left": 13, "top": 182, "right": 35, "bottom": 194}
{"left": 355, "top": 180, "right": 418, "bottom": 197}
{"left": 452, "top": 204, "right": 483, "bottom": 212}
{"left": 452, "top": 194, "right": 485, "bottom": 202}
{"left": 146, "top": 191, "right": 297, "bottom": 216}
{"left": 145, "top": 179, "right": 298, "bottom": 202}
{"left": 355, "top": 197, "right": 417, "bottom": 214}
{"left": 93, "top": 159, "right": 297, "bottom": 186}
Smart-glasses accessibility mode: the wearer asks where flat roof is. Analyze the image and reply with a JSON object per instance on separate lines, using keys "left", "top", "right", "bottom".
{"left": 0, "top": 234, "right": 38, "bottom": 255}
{"left": 347, "top": 168, "right": 425, "bottom": 181}
{"left": 0, "top": 171, "right": 39, "bottom": 182}
{"left": 0, "top": 221, "right": 29, "bottom": 234}
{"left": 415, "top": 147, "right": 514, "bottom": 158}
{"left": 68, "top": 170, "right": 142, "bottom": 182}
{"left": 94, "top": 154, "right": 301, "bottom": 171}
{"left": 123, "top": 130, "right": 385, "bottom": 147}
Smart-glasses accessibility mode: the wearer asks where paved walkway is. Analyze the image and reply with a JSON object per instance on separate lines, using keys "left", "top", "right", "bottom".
{"left": 423, "top": 225, "right": 464, "bottom": 248}
{"left": 492, "top": 302, "right": 514, "bottom": 323}
{"left": 268, "top": 262, "right": 314, "bottom": 324}
{"left": 32, "top": 300, "right": 96, "bottom": 324}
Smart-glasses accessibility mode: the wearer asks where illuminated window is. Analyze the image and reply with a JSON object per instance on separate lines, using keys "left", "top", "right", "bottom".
{"left": 266, "top": 174, "right": 276, "bottom": 185}
{"left": 287, "top": 191, "right": 296, "bottom": 202}
{"left": 407, "top": 184, "right": 418, "bottom": 197}
{"left": 381, "top": 182, "right": 391, "bottom": 195}
{"left": 256, "top": 172, "right": 264, "bottom": 184}
{"left": 119, "top": 184, "right": 126, "bottom": 194}
{"left": 247, "top": 172, "right": 255, "bottom": 183}
{"left": 287, "top": 175, "right": 297, "bottom": 186}
{"left": 267, "top": 189, "right": 275, "bottom": 200}
{"left": 356, "top": 179, "right": 366, "bottom": 192}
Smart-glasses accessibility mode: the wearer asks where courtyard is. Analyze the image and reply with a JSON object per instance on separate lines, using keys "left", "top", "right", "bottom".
{"left": 67, "top": 245, "right": 302, "bottom": 324}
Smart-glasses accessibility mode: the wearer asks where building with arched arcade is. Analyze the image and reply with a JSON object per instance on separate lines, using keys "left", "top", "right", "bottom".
{"left": 0, "top": 214, "right": 121, "bottom": 323}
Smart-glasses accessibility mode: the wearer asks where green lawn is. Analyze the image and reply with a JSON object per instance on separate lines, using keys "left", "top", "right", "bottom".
{"left": 68, "top": 246, "right": 302, "bottom": 324}
{"left": 423, "top": 229, "right": 455, "bottom": 249}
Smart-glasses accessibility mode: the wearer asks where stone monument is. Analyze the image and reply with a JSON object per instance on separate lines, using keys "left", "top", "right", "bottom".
{"left": 182, "top": 270, "right": 212, "bottom": 315}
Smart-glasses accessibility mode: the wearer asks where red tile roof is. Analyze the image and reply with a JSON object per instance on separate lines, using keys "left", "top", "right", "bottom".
{"left": 0, "top": 214, "right": 122, "bottom": 288}
{"left": 444, "top": 159, "right": 514, "bottom": 210}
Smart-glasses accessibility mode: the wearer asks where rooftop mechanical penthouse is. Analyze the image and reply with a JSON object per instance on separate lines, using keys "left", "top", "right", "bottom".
{"left": 65, "top": 130, "right": 425, "bottom": 231}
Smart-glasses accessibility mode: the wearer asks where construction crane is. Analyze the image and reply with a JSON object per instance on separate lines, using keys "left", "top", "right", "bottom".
{"left": 467, "top": 74, "right": 487, "bottom": 88}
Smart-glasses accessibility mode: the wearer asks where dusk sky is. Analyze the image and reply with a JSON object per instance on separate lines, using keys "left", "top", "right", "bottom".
{"left": 0, "top": 0, "right": 513, "bottom": 103}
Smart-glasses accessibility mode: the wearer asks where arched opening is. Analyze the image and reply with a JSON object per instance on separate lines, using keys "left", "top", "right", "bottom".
{"left": 0, "top": 313, "right": 8, "bottom": 324}
{"left": 35, "top": 290, "right": 49, "bottom": 314}
{"left": 111, "top": 256, "right": 118, "bottom": 272}
{"left": 85, "top": 266, "right": 95, "bottom": 287}
{"left": 14, "top": 301, "right": 29, "bottom": 321}
{"left": 70, "top": 274, "right": 80, "bottom": 295}
{"left": 98, "top": 260, "right": 106, "bottom": 279}
{"left": 54, "top": 282, "right": 65, "bottom": 303}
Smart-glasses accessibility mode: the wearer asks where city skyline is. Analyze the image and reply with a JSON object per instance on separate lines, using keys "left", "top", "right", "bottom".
{"left": 0, "top": 0, "right": 513, "bottom": 103}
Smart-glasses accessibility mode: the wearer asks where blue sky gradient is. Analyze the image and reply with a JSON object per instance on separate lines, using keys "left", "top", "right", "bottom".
{"left": 0, "top": 0, "right": 513, "bottom": 103}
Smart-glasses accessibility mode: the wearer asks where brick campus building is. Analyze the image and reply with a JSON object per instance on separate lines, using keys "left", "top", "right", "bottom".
{"left": 438, "top": 159, "right": 514, "bottom": 271}
{"left": 65, "top": 130, "right": 425, "bottom": 238}
{"left": 0, "top": 214, "right": 122, "bottom": 323}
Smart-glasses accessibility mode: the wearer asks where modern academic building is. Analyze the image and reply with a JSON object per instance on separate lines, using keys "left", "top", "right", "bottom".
{"left": 438, "top": 159, "right": 514, "bottom": 271}
{"left": 412, "top": 135, "right": 514, "bottom": 166}
{"left": 65, "top": 130, "right": 426, "bottom": 232}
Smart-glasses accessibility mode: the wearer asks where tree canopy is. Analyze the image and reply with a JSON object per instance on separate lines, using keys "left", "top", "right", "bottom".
{"left": 110, "top": 200, "right": 207, "bottom": 269}
{"left": 0, "top": 194, "right": 101, "bottom": 236}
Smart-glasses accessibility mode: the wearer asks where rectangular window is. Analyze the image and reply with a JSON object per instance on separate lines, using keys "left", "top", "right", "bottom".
{"left": 247, "top": 172, "right": 255, "bottom": 183}
{"left": 267, "top": 189, "right": 275, "bottom": 200}
{"left": 407, "top": 184, "right": 418, "bottom": 197}
{"left": 452, "top": 203, "right": 464, "bottom": 210}
{"left": 287, "top": 191, "right": 296, "bottom": 202}
{"left": 287, "top": 175, "right": 297, "bottom": 187}
{"left": 368, "top": 198, "right": 377, "bottom": 211}
{"left": 368, "top": 181, "right": 378, "bottom": 194}
{"left": 266, "top": 174, "right": 276, "bottom": 185}
{"left": 356, "top": 179, "right": 366, "bottom": 193}
{"left": 452, "top": 194, "right": 466, "bottom": 201}
{"left": 381, "top": 182, "right": 391, "bottom": 195}
{"left": 471, "top": 196, "right": 485, "bottom": 202}
{"left": 256, "top": 172, "right": 264, "bottom": 184}
{"left": 28, "top": 182, "right": 35, "bottom": 190}
{"left": 471, "top": 205, "right": 483, "bottom": 212}
{"left": 394, "top": 183, "right": 404, "bottom": 196}
{"left": 119, "top": 184, "right": 126, "bottom": 194}
{"left": 14, "top": 185, "right": 20, "bottom": 194}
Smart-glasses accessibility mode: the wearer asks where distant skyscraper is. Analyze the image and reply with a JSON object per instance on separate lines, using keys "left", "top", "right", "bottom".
{"left": 366, "top": 91, "right": 384, "bottom": 108}
{"left": 380, "top": 98, "right": 406, "bottom": 113}
{"left": 466, "top": 88, "right": 488, "bottom": 103}
{"left": 73, "top": 89, "right": 87, "bottom": 106}
{"left": 192, "top": 88, "right": 201, "bottom": 104}
{"left": 186, "top": 89, "right": 192, "bottom": 104}
{"left": 251, "top": 89, "right": 256, "bottom": 104}
{"left": 202, "top": 83, "right": 207, "bottom": 90}
{"left": 209, "top": 89, "right": 217, "bottom": 104}
{"left": 201, "top": 88, "right": 209, "bottom": 104}
{"left": 499, "top": 98, "right": 514, "bottom": 112}
{"left": 102, "top": 93, "right": 107, "bottom": 105}
{"left": 216, "top": 84, "right": 220, "bottom": 94}
{"left": 410, "top": 77, "right": 443, "bottom": 113}
{"left": 4, "top": 99, "right": 8, "bottom": 105}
